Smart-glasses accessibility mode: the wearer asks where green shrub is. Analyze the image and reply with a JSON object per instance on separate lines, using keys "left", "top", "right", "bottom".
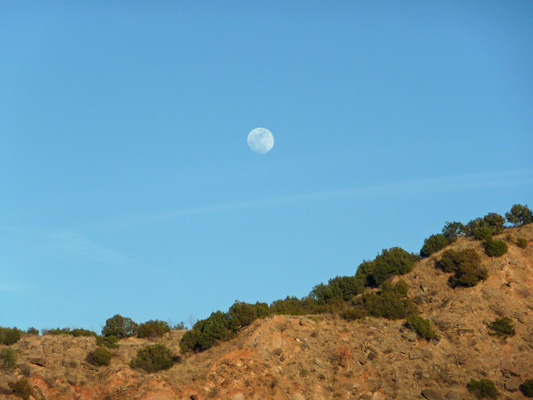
{"left": 466, "top": 213, "right": 505, "bottom": 237}
{"left": 228, "top": 302, "right": 270, "bottom": 331}
{"left": 87, "top": 347, "right": 113, "bottom": 367}
{"left": 340, "top": 307, "right": 366, "bottom": 321}
{"left": 520, "top": 379, "right": 533, "bottom": 397}
{"left": 311, "top": 275, "right": 365, "bottom": 304}
{"left": 405, "top": 314, "right": 437, "bottom": 340}
{"left": 488, "top": 317, "right": 515, "bottom": 337}
{"left": 506, "top": 204, "right": 533, "bottom": 226}
{"left": 356, "top": 247, "right": 419, "bottom": 287}
{"left": 180, "top": 311, "right": 232, "bottom": 353}
{"left": 270, "top": 296, "right": 319, "bottom": 315}
{"left": 465, "top": 218, "right": 487, "bottom": 237}
{"left": 0, "top": 327, "right": 23, "bottom": 345}
{"left": 26, "top": 327, "right": 39, "bottom": 336}
{"left": 517, "top": 238, "right": 528, "bottom": 249}
{"left": 354, "top": 280, "right": 416, "bottom": 320}
{"left": 484, "top": 240, "right": 508, "bottom": 257}
{"left": 8, "top": 378, "right": 33, "bottom": 400}
{"left": 0, "top": 347, "right": 18, "bottom": 369}
{"left": 96, "top": 335, "right": 119, "bottom": 349}
{"left": 467, "top": 378, "right": 498, "bottom": 399}
{"left": 442, "top": 221, "right": 465, "bottom": 240}
{"left": 473, "top": 226, "right": 494, "bottom": 242}
{"left": 137, "top": 320, "right": 170, "bottom": 338}
{"left": 420, "top": 234, "right": 452, "bottom": 257}
{"left": 102, "top": 314, "right": 137, "bottom": 338}
{"left": 436, "top": 249, "right": 488, "bottom": 288}
{"left": 43, "top": 327, "right": 96, "bottom": 337}
{"left": 129, "top": 343, "right": 178, "bottom": 373}
{"left": 72, "top": 328, "right": 97, "bottom": 337}
{"left": 180, "top": 301, "right": 275, "bottom": 353}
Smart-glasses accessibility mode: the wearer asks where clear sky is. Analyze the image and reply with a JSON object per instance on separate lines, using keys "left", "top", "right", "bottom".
{"left": 1, "top": 1, "right": 532, "bottom": 332}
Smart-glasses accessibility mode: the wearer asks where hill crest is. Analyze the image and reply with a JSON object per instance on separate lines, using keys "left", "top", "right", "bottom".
{"left": 1, "top": 224, "right": 532, "bottom": 400}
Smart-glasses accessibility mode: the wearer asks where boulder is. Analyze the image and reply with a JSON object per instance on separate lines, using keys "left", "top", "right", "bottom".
{"left": 505, "top": 377, "right": 521, "bottom": 392}
{"left": 446, "top": 390, "right": 461, "bottom": 400}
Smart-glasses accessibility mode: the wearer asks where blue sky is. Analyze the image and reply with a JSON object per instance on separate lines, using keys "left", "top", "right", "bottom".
{"left": 1, "top": 1, "right": 532, "bottom": 332}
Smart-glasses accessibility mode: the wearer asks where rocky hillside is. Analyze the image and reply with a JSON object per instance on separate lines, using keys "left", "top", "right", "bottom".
{"left": 1, "top": 225, "right": 532, "bottom": 400}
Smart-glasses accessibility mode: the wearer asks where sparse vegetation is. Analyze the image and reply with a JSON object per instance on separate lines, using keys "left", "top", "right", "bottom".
{"left": 87, "top": 347, "right": 113, "bottom": 366}
{"left": 467, "top": 378, "right": 498, "bottom": 399}
{"left": 129, "top": 343, "right": 178, "bottom": 373}
{"left": 102, "top": 314, "right": 138, "bottom": 338}
{"left": 136, "top": 320, "right": 170, "bottom": 338}
{"left": 26, "top": 327, "right": 39, "bottom": 335}
{"left": 420, "top": 234, "right": 452, "bottom": 257}
{"left": 436, "top": 249, "right": 488, "bottom": 288}
{"left": 520, "top": 379, "right": 533, "bottom": 398}
{"left": 0, "top": 347, "right": 18, "bottom": 369}
{"left": 517, "top": 237, "right": 528, "bottom": 249}
{"left": 405, "top": 314, "right": 437, "bottom": 341}
{"left": 8, "top": 378, "right": 33, "bottom": 400}
{"left": 0, "top": 327, "right": 23, "bottom": 345}
{"left": 43, "top": 327, "right": 97, "bottom": 337}
{"left": 506, "top": 204, "right": 533, "bottom": 226}
{"left": 172, "top": 321, "right": 188, "bottom": 330}
{"left": 488, "top": 317, "right": 515, "bottom": 337}
{"left": 483, "top": 240, "right": 508, "bottom": 257}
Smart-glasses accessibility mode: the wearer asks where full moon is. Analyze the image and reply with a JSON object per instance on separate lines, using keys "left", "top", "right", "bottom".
{"left": 247, "top": 128, "right": 274, "bottom": 154}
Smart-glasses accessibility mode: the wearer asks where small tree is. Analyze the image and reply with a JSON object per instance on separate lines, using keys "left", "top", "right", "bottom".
{"left": 442, "top": 221, "right": 464, "bottom": 240}
{"left": 517, "top": 238, "right": 528, "bottom": 249}
{"left": 102, "top": 315, "right": 137, "bottom": 338}
{"left": 483, "top": 212, "right": 506, "bottom": 235}
{"left": 129, "top": 344, "right": 178, "bottom": 373}
{"left": 506, "top": 204, "right": 533, "bottom": 226}
{"left": 420, "top": 234, "right": 452, "bottom": 257}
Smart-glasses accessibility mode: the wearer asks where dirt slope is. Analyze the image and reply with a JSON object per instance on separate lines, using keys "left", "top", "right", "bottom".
{"left": 1, "top": 225, "right": 532, "bottom": 400}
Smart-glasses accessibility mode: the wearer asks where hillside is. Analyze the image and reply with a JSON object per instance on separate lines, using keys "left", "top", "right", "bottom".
{"left": 1, "top": 224, "right": 532, "bottom": 400}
